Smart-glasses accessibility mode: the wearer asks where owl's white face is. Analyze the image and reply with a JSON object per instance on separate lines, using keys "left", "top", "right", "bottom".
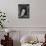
{"left": 21, "top": 9, "right": 25, "bottom": 16}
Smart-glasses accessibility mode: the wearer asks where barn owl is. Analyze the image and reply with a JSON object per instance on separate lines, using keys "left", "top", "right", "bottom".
{"left": 21, "top": 9, "right": 25, "bottom": 17}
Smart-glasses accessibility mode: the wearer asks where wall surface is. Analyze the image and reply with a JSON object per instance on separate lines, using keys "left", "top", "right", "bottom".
{"left": 0, "top": 0, "right": 46, "bottom": 27}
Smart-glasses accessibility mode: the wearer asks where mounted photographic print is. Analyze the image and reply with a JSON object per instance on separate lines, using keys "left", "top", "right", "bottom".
{"left": 18, "top": 4, "right": 29, "bottom": 18}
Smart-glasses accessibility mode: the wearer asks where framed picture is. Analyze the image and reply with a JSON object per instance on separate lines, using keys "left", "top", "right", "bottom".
{"left": 18, "top": 4, "right": 29, "bottom": 18}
